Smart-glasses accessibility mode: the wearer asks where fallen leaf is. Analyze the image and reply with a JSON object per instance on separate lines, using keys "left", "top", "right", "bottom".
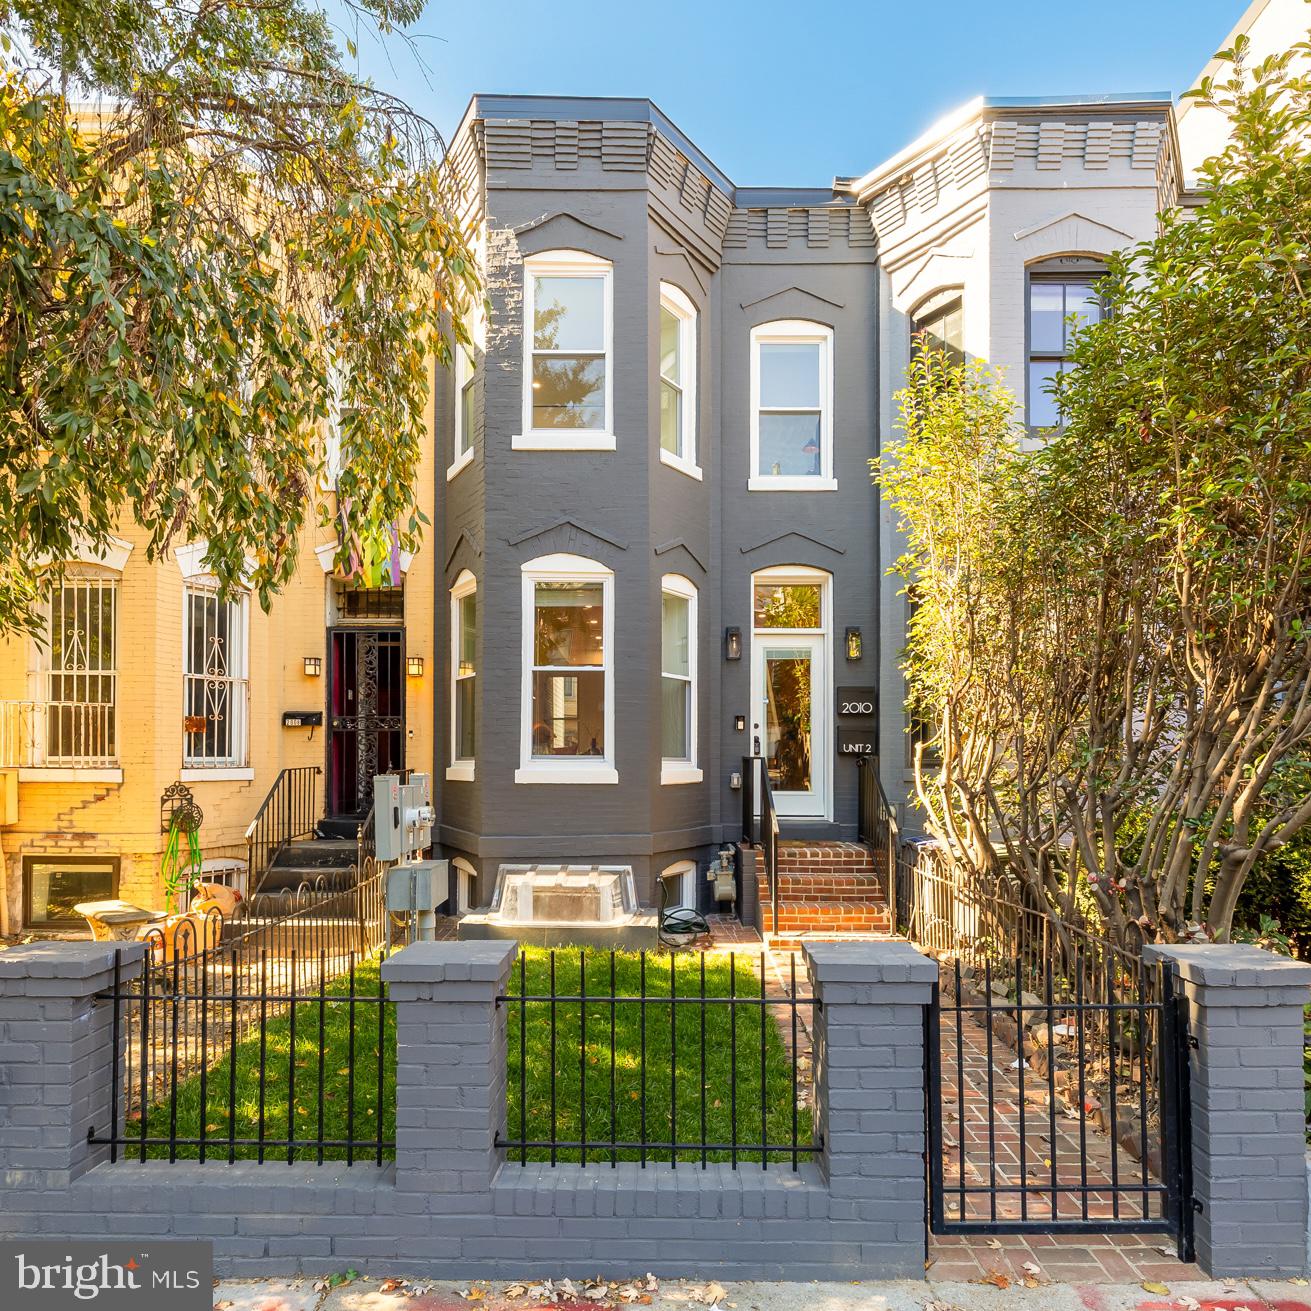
{"left": 379, "top": 1279, "right": 406, "bottom": 1294}
{"left": 1140, "top": 1281, "right": 1170, "bottom": 1296}
{"left": 1178, "top": 1298, "right": 1201, "bottom": 1311}
{"left": 974, "top": 1270, "right": 1010, "bottom": 1290}
{"left": 214, "top": 1302, "right": 233, "bottom": 1310}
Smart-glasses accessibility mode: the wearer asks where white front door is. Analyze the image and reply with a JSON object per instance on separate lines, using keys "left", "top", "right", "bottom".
{"left": 751, "top": 634, "right": 829, "bottom": 818}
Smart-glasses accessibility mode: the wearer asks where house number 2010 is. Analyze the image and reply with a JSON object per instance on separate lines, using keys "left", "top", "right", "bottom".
{"left": 837, "top": 687, "right": 877, "bottom": 717}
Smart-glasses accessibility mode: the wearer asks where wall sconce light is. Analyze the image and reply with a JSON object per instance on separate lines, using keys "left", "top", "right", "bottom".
{"left": 407, "top": 656, "right": 425, "bottom": 678}
{"left": 724, "top": 627, "right": 742, "bottom": 661}
{"left": 729, "top": 770, "right": 743, "bottom": 791}
{"left": 303, "top": 656, "right": 322, "bottom": 677}
{"left": 845, "top": 627, "right": 863, "bottom": 662}
{"left": 734, "top": 715, "right": 746, "bottom": 733}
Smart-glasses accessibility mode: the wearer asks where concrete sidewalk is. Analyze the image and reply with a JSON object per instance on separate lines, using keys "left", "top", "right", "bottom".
{"left": 212, "top": 1274, "right": 1311, "bottom": 1311}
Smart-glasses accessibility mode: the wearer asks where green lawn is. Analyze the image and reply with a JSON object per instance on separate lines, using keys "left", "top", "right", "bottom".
{"left": 128, "top": 959, "right": 395, "bottom": 1163}
{"left": 130, "top": 948, "right": 814, "bottom": 1168}
{"left": 504, "top": 949, "right": 814, "bottom": 1166}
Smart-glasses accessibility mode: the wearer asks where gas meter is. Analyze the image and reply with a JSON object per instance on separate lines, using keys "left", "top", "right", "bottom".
{"left": 707, "top": 846, "right": 737, "bottom": 905}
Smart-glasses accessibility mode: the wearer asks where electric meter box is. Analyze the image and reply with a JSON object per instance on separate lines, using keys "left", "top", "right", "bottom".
{"left": 386, "top": 860, "right": 449, "bottom": 915}
{"left": 374, "top": 772, "right": 435, "bottom": 862}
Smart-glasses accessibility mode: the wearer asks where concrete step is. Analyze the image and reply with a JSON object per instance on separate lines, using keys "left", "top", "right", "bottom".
{"left": 270, "top": 838, "right": 356, "bottom": 869}
{"left": 765, "top": 928, "right": 899, "bottom": 953}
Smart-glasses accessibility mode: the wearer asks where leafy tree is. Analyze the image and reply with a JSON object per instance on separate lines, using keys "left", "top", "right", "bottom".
{"left": 879, "top": 34, "right": 1311, "bottom": 942}
{"left": 0, "top": 0, "right": 479, "bottom": 635}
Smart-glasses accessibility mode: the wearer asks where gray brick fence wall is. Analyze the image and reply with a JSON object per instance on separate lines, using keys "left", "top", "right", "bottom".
{"left": 3, "top": 936, "right": 1307, "bottom": 1281}
{"left": 0, "top": 937, "right": 935, "bottom": 1281}
{"left": 1146, "top": 943, "right": 1311, "bottom": 1278}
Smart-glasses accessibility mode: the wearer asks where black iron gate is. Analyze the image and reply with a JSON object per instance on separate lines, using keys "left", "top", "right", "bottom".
{"left": 327, "top": 628, "right": 404, "bottom": 819}
{"left": 926, "top": 953, "right": 1194, "bottom": 1259}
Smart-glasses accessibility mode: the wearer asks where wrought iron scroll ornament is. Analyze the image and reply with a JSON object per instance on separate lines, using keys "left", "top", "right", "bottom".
{"left": 160, "top": 780, "right": 203, "bottom": 835}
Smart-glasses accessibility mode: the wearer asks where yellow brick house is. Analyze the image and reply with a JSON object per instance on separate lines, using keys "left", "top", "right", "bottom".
{"left": 0, "top": 399, "right": 438, "bottom": 935}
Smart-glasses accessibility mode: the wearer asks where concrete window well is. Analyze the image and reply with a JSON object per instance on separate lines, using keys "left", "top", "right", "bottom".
{"left": 457, "top": 863, "right": 659, "bottom": 947}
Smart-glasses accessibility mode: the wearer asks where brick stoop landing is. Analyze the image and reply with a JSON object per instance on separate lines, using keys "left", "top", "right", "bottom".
{"left": 758, "top": 840, "right": 893, "bottom": 952}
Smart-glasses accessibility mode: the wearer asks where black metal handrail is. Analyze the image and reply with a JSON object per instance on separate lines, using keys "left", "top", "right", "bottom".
{"left": 245, "top": 765, "right": 321, "bottom": 895}
{"left": 741, "top": 756, "right": 779, "bottom": 935}
{"left": 856, "top": 757, "right": 904, "bottom": 933}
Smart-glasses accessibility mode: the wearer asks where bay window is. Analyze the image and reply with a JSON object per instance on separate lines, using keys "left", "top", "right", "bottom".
{"left": 517, "top": 250, "right": 614, "bottom": 450}
{"left": 448, "top": 571, "right": 477, "bottom": 780}
{"left": 749, "top": 320, "right": 835, "bottom": 490}
{"left": 660, "top": 574, "right": 701, "bottom": 784}
{"left": 659, "top": 284, "right": 699, "bottom": 477}
{"left": 517, "top": 554, "right": 616, "bottom": 784}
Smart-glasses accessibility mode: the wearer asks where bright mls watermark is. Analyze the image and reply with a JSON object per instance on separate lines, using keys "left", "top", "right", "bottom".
{"left": 1, "top": 1241, "right": 211, "bottom": 1309}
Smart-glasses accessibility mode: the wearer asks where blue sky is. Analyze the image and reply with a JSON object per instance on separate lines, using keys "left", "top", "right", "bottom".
{"left": 334, "top": 0, "right": 1246, "bottom": 186}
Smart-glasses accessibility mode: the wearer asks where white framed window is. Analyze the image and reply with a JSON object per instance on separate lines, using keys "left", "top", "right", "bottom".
{"left": 1027, "top": 263, "right": 1106, "bottom": 429}
{"left": 659, "top": 859, "right": 698, "bottom": 911}
{"left": 447, "top": 570, "right": 477, "bottom": 781}
{"left": 660, "top": 574, "right": 701, "bottom": 785}
{"left": 449, "top": 297, "right": 484, "bottom": 480}
{"left": 183, "top": 583, "right": 250, "bottom": 769}
{"left": 452, "top": 856, "right": 477, "bottom": 914}
{"left": 449, "top": 345, "right": 477, "bottom": 479}
{"left": 515, "top": 250, "right": 615, "bottom": 452}
{"left": 517, "top": 553, "right": 617, "bottom": 785}
{"left": 748, "top": 320, "right": 836, "bottom": 491}
{"left": 658, "top": 283, "right": 700, "bottom": 479}
{"left": 37, "top": 568, "right": 119, "bottom": 768}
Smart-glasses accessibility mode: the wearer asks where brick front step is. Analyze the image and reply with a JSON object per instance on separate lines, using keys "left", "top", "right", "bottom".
{"left": 776, "top": 840, "right": 875, "bottom": 874}
{"left": 760, "top": 898, "right": 893, "bottom": 933}
{"left": 758, "top": 872, "right": 886, "bottom": 902}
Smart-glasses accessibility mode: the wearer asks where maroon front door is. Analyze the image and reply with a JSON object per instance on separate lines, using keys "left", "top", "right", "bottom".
{"left": 327, "top": 628, "right": 404, "bottom": 819}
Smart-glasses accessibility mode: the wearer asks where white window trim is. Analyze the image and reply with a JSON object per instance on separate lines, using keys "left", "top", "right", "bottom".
{"left": 659, "top": 573, "right": 702, "bottom": 785}
{"left": 182, "top": 580, "right": 251, "bottom": 769}
{"left": 515, "top": 249, "right": 616, "bottom": 452}
{"left": 750, "top": 564, "right": 834, "bottom": 822}
{"left": 449, "top": 303, "right": 484, "bottom": 480}
{"left": 659, "top": 859, "right": 698, "bottom": 910}
{"left": 748, "top": 319, "right": 837, "bottom": 492}
{"left": 180, "top": 766, "right": 255, "bottom": 782}
{"left": 19, "top": 767, "right": 123, "bottom": 784}
{"left": 453, "top": 856, "right": 477, "bottom": 914}
{"left": 658, "top": 283, "right": 701, "bottom": 480}
{"left": 516, "top": 552, "right": 618, "bottom": 785}
{"left": 447, "top": 569, "right": 477, "bottom": 782}
{"left": 30, "top": 566, "right": 120, "bottom": 769}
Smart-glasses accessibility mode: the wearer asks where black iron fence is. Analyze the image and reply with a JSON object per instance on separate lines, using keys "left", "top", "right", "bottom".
{"left": 89, "top": 863, "right": 394, "bottom": 1165}
{"left": 89, "top": 942, "right": 395, "bottom": 1165}
{"left": 903, "top": 843, "right": 1159, "bottom": 1084}
{"left": 498, "top": 949, "right": 819, "bottom": 1170}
